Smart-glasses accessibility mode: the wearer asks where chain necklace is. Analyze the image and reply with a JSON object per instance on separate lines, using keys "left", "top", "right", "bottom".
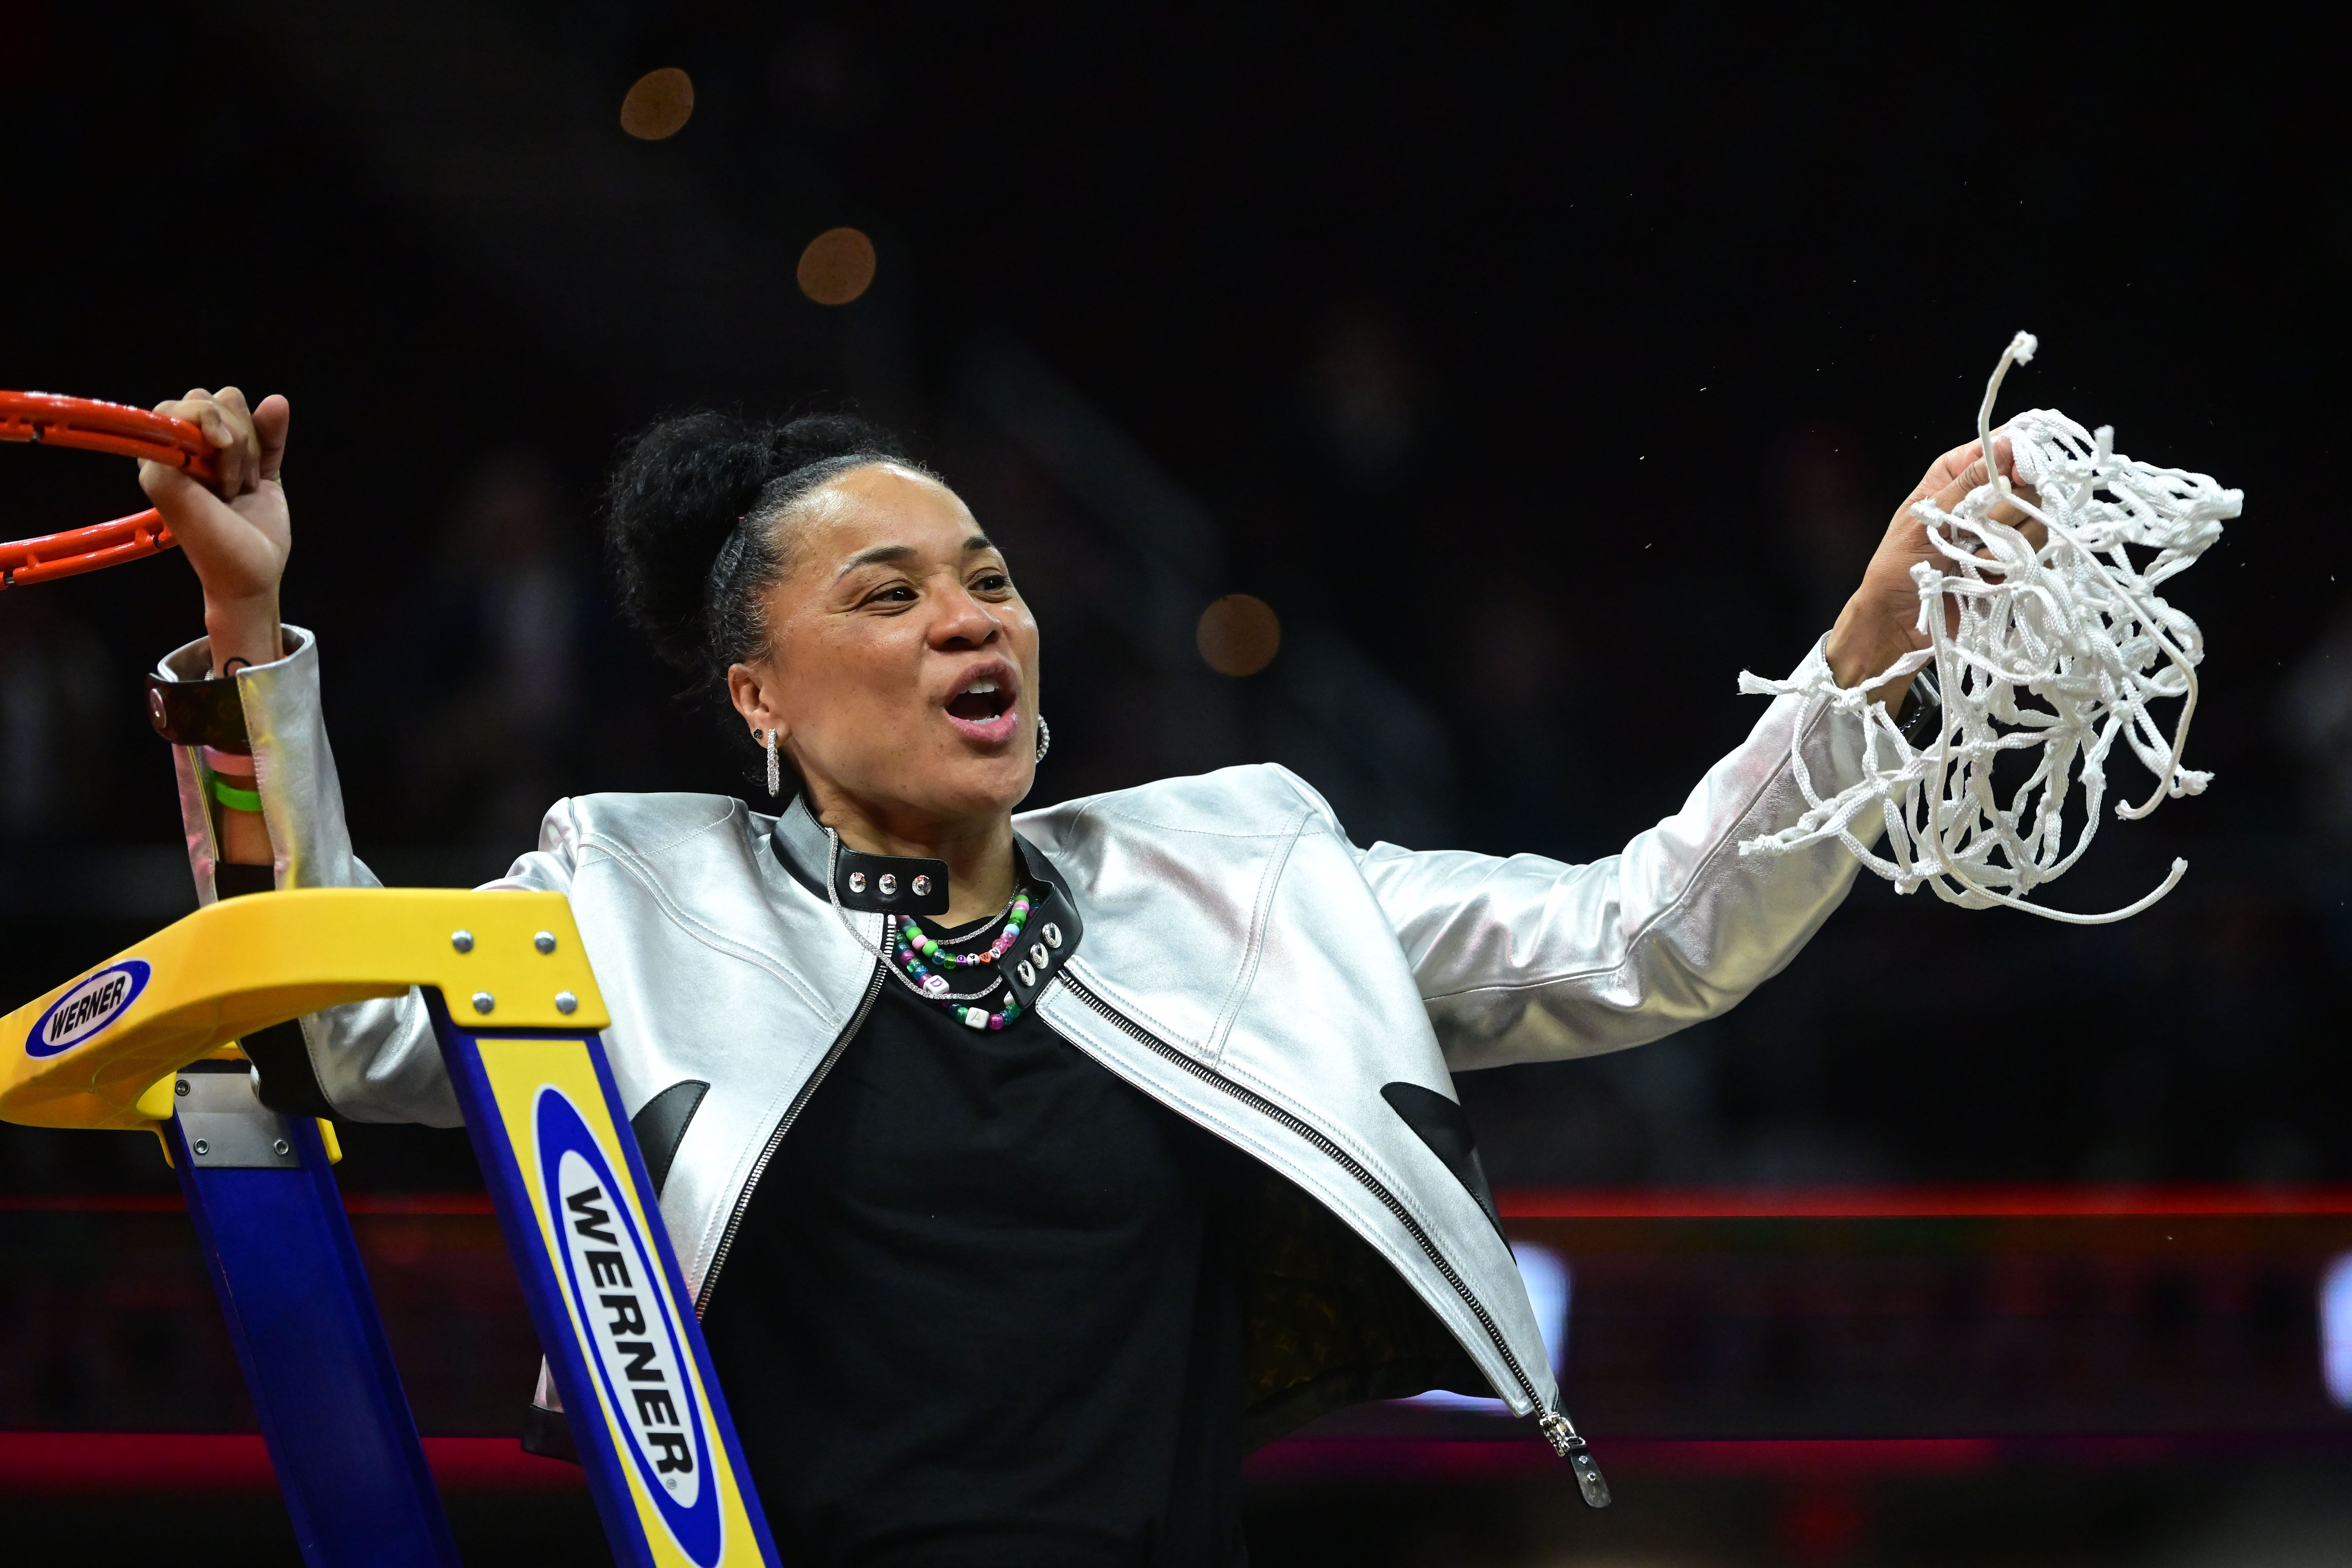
{"left": 824, "top": 829, "right": 1030, "bottom": 1020}
{"left": 892, "top": 918, "right": 1026, "bottom": 1031}
{"left": 903, "top": 890, "right": 1033, "bottom": 971}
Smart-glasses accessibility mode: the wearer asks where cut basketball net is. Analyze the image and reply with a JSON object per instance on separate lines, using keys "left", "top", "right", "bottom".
{"left": 1, "top": 392, "right": 216, "bottom": 588}
{"left": 1737, "top": 333, "right": 2242, "bottom": 923}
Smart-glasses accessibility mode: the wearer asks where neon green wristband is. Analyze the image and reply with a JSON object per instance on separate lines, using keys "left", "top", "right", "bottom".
{"left": 209, "top": 775, "right": 263, "bottom": 814}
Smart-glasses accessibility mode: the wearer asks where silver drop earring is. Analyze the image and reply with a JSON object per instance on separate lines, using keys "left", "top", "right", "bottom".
{"left": 1034, "top": 715, "right": 1051, "bottom": 766}
{"left": 765, "top": 729, "right": 781, "bottom": 797}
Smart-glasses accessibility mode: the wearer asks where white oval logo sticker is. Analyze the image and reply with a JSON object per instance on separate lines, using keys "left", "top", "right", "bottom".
{"left": 535, "top": 1086, "right": 722, "bottom": 1564}
{"left": 26, "top": 961, "right": 151, "bottom": 1060}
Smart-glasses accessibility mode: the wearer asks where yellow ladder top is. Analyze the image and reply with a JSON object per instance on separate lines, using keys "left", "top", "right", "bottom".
{"left": 1, "top": 888, "right": 609, "bottom": 1130}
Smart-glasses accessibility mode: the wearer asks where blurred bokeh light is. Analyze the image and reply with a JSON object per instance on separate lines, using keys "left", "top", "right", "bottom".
{"left": 1196, "top": 593, "right": 1282, "bottom": 676}
{"left": 618, "top": 68, "right": 693, "bottom": 141}
{"left": 796, "top": 226, "right": 876, "bottom": 305}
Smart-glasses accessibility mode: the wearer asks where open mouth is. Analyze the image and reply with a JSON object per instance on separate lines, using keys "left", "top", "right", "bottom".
{"left": 943, "top": 669, "right": 1022, "bottom": 746}
{"left": 946, "top": 678, "right": 1012, "bottom": 723}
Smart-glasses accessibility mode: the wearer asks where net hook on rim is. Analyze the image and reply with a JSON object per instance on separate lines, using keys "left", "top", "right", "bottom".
{"left": 1, "top": 391, "right": 218, "bottom": 589}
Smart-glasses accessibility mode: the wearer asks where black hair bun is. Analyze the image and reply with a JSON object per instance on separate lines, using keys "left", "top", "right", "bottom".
{"left": 606, "top": 409, "right": 905, "bottom": 672}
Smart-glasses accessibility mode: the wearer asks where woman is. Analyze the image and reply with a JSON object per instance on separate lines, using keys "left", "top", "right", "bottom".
{"left": 138, "top": 384, "right": 1970, "bottom": 1565}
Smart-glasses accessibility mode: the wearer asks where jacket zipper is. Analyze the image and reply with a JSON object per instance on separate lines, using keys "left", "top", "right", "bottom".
{"left": 694, "top": 959, "right": 888, "bottom": 1317}
{"left": 1055, "top": 968, "right": 1610, "bottom": 1506}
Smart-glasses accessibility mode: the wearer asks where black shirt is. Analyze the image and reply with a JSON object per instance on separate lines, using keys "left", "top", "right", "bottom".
{"left": 699, "top": 909, "right": 1250, "bottom": 1567}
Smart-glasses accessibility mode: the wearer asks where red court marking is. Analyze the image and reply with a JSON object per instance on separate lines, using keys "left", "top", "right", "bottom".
{"left": 1245, "top": 1433, "right": 2352, "bottom": 1481}
{"left": 8, "top": 1188, "right": 2351, "bottom": 1220}
{"left": 8, "top": 1432, "right": 2337, "bottom": 1491}
{"left": 0, "top": 1192, "right": 495, "bottom": 1215}
{"left": 0, "top": 1194, "right": 186, "bottom": 1213}
{"left": 345, "top": 1192, "right": 496, "bottom": 1215}
{"left": 1595, "top": 1438, "right": 2000, "bottom": 1475}
{"left": 1246, "top": 1435, "right": 2086, "bottom": 1480}
{"left": 10, "top": 1188, "right": 2351, "bottom": 1220}
{"left": 19, "top": 1433, "right": 1994, "bottom": 1490}
{"left": 0, "top": 1433, "right": 582, "bottom": 1491}
{"left": 1496, "top": 1186, "right": 2352, "bottom": 1219}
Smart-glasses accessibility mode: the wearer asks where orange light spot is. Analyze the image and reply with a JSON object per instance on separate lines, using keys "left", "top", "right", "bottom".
{"left": 620, "top": 68, "right": 694, "bottom": 141}
{"left": 796, "top": 227, "right": 877, "bottom": 305}
{"left": 1197, "top": 594, "right": 1281, "bottom": 677}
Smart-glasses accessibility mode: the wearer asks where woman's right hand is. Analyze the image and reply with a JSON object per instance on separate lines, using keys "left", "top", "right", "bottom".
{"left": 1825, "top": 435, "right": 2043, "bottom": 706}
{"left": 138, "top": 387, "right": 292, "bottom": 675}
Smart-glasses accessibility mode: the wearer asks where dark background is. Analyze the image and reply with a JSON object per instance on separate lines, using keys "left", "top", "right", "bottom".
{"left": 3, "top": 5, "right": 2348, "bottom": 1563}
{"left": 5, "top": 2, "right": 2343, "bottom": 1195}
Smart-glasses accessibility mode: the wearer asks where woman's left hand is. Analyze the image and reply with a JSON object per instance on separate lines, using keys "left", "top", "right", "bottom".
{"left": 1824, "top": 437, "right": 2040, "bottom": 706}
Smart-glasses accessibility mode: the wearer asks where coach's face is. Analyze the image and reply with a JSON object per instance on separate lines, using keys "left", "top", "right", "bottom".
{"left": 726, "top": 464, "right": 1042, "bottom": 834}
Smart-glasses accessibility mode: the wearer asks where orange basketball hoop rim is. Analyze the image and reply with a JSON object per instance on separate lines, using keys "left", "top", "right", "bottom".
{"left": 1, "top": 392, "right": 218, "bottom": 589}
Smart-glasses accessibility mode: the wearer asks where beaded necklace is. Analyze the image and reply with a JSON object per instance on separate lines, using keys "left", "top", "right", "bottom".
{"left": 822, "top": 828, "right": 1034, "bottom": 1029}
{"left": 893, "top": 903, "right": 1030, "bottom": 1031}
{"left": 905, "top": 891, "right": 1032, "bottom": 974}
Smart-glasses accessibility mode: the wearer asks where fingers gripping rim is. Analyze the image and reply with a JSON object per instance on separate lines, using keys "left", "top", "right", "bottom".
{"left": 1, "top": 392, "right": 220, "bottom": 588}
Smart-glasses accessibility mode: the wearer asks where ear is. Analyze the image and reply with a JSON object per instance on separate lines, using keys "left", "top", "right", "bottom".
{"left": 725, "top": 663, "right": 785, "bottom": 741}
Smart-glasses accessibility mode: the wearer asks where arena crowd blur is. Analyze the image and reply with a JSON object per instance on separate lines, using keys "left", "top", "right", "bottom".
{"left": 2, "top": 5, "right": 2346, "bottom": 1564}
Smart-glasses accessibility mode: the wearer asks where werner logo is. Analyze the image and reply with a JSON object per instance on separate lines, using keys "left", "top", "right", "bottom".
{"left": 536, "top": 1087, "right": 723, "bottom": 1566}
{"left": 27, "top": 961, "right": 150, "bottom": 1059}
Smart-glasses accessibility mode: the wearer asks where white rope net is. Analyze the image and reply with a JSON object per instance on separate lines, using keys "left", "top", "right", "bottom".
{"left": 1737, "top": 333, "right": 2244, "bottom": 923}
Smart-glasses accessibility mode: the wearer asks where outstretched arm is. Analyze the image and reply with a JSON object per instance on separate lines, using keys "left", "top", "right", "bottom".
{"left": 1359, "top": 640, "right": 1868, "bottom": 1069}
{"left": 1366, "top": 437, "right": 2037, "bottom": 1068}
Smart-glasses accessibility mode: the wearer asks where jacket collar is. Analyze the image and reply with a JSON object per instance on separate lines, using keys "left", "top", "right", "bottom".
{"left": 770, "top": 791, "right": 952, "bottom": 916}
{"left": 766, "top": 793, "right": 1084, "bottom": 1011}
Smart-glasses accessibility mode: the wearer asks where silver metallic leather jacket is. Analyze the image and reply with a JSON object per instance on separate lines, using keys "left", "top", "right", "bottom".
{"left": 158, "top": 627, "right": 1871, "bottom": 1456}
